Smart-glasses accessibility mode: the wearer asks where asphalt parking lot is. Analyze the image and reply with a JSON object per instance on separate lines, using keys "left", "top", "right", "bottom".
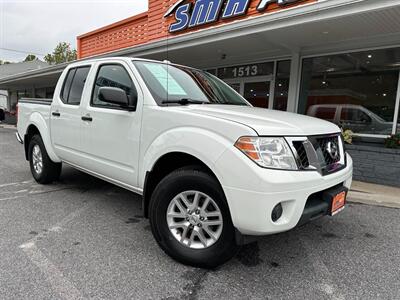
{"left": 0, "top": 127, "right": 399, "bottom": 300}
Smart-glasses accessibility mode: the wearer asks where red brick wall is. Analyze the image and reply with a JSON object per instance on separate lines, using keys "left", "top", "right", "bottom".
{"left": 77, "top": 0, "right": 316, "bottom": 59}
{"left": 77, "top": 12, "right": 149, "bottom": 58}
{"left": 147, "top": 0, "right": 172, "bottom": 42}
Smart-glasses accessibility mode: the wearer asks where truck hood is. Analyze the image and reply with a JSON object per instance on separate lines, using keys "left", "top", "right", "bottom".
{"left": 184, "top": 105, "right": 340, "bottom": 136}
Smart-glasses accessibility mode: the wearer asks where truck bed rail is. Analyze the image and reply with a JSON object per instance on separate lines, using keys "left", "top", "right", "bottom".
{"left": 19, "top": 98, "right": 52, "bottom": 105}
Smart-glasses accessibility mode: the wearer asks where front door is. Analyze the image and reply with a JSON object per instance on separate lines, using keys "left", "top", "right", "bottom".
{"left": 225, "top": 76, "right": 273, "bottom": 108}
{"left": 80, "top": 61, "right": 142, "bottom": 188}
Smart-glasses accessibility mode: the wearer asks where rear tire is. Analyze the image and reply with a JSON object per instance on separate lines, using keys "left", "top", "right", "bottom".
{"left": 149, "top": 167, "right": 238, "bottom": 269}
{"left": 28, "top": 134, "right": 61, "bottom": 184}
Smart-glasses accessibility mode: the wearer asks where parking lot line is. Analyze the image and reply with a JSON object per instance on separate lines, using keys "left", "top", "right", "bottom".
{"left": 18, "top": 203, "right": 92, "bottom": 300}
{"left": 0, "top": 180, "right": 33, "bottom": 188}
{"left": 300, "top": 236, "right": 345, "bottom": 300}
{"left": 19, "top": 242, "right": 85, "bottom": 300}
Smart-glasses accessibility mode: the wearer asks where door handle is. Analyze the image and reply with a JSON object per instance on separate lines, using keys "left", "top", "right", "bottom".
{"left": 81, "top": 115, "right": 93, "bottom": 122}
{"left": 52, "top": 111, "right": 61, "bottom": 117}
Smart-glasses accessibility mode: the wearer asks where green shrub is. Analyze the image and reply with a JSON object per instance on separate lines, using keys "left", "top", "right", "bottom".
{"left": 341, "top": 129, "right": 353, "bottom": 144}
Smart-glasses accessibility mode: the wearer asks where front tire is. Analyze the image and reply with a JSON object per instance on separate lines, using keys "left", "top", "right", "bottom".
{"left": 149, "top": 167, "right": 238, "bottom": 268}
{"left": 28, "top": 134, "right": 61, "bottom": 184}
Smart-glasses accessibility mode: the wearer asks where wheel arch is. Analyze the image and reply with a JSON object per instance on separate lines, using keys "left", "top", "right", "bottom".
{"left": 23, "top": 114, "right": 60, "bottom": 163}
{"left": 24, "top": 124, "right": 41, "bottom": 160}
{"left": 142, "top": 151, "right": 224, "bottom": 219}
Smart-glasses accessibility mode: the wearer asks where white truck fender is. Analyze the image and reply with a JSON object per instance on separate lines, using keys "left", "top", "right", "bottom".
{"left": 139, "top": 127, "right": 232, "bottom": 189}
{"left": 27, "top": 112, "right": 61, "bottom": 163}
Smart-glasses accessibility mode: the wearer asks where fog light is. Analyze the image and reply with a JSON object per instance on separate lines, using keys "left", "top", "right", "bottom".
{"left": 271, "top": 203, "right": 283, "bottom": 222}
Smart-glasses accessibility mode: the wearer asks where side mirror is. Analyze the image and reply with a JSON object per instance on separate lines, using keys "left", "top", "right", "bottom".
{"left": 98, "top": 87, "right": 129, "bottom": 106}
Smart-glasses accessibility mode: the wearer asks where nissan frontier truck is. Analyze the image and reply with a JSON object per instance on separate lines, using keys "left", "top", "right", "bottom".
{"left": 16, "top": 57, "right": 353, "bottom": 268}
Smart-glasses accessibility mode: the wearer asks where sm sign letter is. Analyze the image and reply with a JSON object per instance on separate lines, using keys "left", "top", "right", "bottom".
{"left": 166, "top": 0, "right": 301, "bottom": 33}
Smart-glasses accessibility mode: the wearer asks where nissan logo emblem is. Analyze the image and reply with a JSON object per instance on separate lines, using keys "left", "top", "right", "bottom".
{"left": 326, "top": 141, "right": 339, "bottom": 160}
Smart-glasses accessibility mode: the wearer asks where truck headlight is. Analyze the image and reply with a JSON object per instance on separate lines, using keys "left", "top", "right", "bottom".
{"left": 234, "top": 137, "right": 298, "bottom": 170}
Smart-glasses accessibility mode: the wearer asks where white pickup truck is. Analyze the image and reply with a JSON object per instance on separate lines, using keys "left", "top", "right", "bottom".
{"left": 16, "top": 57, "right": 353, "bottom": 268}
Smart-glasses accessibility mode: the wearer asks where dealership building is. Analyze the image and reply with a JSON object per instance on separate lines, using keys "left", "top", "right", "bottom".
{"left": 1, "top": 0, "right": 400, "bottom": 186}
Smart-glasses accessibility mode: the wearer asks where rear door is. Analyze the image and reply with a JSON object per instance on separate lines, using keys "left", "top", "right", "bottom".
{"left": 50, "top": 66, "right": 91, "bottom": 164}
{"left": 79, "top": 60, "right": 142, "bottom": 188}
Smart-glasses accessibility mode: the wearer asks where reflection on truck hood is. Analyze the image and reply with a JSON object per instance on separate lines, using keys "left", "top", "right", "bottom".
{"left": 183, "top": 105, "right": 340, "bottom": 136}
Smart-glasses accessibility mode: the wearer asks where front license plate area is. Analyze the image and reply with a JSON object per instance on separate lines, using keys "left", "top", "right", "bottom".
{"left": 330, "top": 191, "right": 346, "bottom": 216}
{"left": 322, "top": 186, "right": 348, "bottom": 217}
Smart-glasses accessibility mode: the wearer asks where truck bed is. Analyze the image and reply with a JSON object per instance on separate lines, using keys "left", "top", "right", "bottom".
{"left": 17, "top": 98, "right": 52, "bottom": 143}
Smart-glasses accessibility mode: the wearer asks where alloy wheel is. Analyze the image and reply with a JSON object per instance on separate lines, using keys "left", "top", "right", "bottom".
{"left": 166, "top": 190, "right": 223, "bottom": 249}
{"left": 32, "top": 144, "right": 43, "bottom": 174}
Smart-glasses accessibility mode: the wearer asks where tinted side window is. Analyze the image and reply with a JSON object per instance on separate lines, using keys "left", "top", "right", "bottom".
{"left": 68, "top": 67, "right": 90, "bottom": 105}
{"left": 315, "top": 107, "right": 336, "bottom": 121}
{"left": 92, "top": 64, "right": 137, "bottom": 108}
{"left": 61, "top": 69, "right": 76, "bottom": 103}
{"left": 341, "top": 108, "right": 371, "bottom": 123}
{"left": 341, "top": 108, "right": 356, "bottom": 121}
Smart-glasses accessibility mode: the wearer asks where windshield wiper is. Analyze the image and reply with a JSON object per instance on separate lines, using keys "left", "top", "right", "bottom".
{"left": 161, "top": 98, "right": 209, "bottom": 105}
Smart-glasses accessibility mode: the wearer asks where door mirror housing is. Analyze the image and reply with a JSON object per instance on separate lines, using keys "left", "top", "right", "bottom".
{"left": 98, "top": 87, "right": 132, "bottom": 108}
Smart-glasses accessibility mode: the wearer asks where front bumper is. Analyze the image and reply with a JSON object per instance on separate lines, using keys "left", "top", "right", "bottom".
{"left": 296, "top": 184, "right": 348, "bottom": 227}
{"left": 216, "top": 150, "right": 353, "bottom": 236}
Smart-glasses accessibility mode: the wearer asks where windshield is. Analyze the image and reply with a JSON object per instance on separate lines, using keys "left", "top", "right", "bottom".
{"left": 133, "top": 61, "right": 249, "bottom": 106}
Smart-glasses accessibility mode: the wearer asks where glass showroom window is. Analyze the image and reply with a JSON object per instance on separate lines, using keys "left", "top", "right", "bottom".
{"left": 298, "top": 48, "right": 400, "bottom": 136}
{"left": 273, "top": 60, "right": 291, "bottom": 111}
{"left": 396, "top": 104, "right": 400, "bottom": 134}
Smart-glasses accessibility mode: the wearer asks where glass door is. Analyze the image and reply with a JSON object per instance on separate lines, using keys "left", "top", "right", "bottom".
{"left": 225, "top": 76, "right": 273, "bottom": 108}
{"left": 243, "top": 81, "right": 271, "bottom": 108}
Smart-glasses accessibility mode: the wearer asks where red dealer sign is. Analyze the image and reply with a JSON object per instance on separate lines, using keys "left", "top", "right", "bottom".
{"left": 77, "top": 0, "right": 316, "bottom": 59}
{"left": 165, "top": 0, "right": 304, "bottom": 32}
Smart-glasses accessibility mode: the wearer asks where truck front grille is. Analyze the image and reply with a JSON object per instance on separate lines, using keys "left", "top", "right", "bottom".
{"left": 316, "top": 135, "right": 342, "bottom": 166}
{"left": 288, "top": 134, "right": 345, "bottom": 176}
{"left": 292, "top": 141, "right": 309, "bottom": 169}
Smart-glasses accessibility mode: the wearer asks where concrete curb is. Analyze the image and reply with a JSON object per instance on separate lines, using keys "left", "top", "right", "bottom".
{"left": 348, "top": 193, "right": 400, "bottom": 209}
{"left": 348, "top": 181, "right": 400, "bottom": 209}
{"left": 0, "top": 124, "right": 16, "bottom": 130}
